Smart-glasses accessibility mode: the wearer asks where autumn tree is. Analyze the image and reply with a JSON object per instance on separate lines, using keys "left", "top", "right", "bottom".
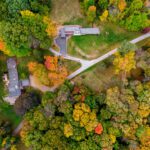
{"left": 113, "top": 42, "right": 137, "bottom": 84}
{"left": 28, "top": 61, "right": 50, "bottom": 86}
{"left": 118, "top": 0, "right": 127, "bottom": 12}
{"left": 45, "top": 56, "right": 68, "bottom": 86}
{"left": 87, "top": 6, "right": 96, "bottom": 25}
{"left": 100, "top": 10, "right": 109, "bottom": 22}
{"left": 73, "top": 103, "right": 102, "bottom": 133}
{"left": 43, "top": 16, "right": 57, "bottom": 38}
{"left": 0, "top": 121, "right": 17, "bottom": 149}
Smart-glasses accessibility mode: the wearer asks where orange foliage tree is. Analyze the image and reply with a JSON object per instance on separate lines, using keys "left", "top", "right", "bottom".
{"left": 118, "top": 0, "right": 127, "bottom": 12}
{"left": 45, "top": 56, "right": 68, "bottom": 86}
{"left": 95, "top": 123, "right": 103, "bottom": 135}
{"left": 28, "top": 61, "right": 50, "bottom": 86}
{"left": 0, "top": 39, "right": 11, "bottom": 55}
{"left": 87, "top": 6, "right": 96, "bottom": 25}
{"left": 44, "top": 56, "right": 58, "bottom": 71}
{"left": 28, "top": 56, "right": 68, "bottom": 87}
{"left": 43, "top": 16, "right": 57, "bottom": 38}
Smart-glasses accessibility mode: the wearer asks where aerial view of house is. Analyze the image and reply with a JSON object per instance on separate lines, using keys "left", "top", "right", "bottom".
{"left": 0, "top": 0, "right": 149, "bottom": 150}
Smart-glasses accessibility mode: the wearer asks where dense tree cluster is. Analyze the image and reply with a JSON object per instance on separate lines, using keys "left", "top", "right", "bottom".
{"left": 0, "top": 0, "right": 56, "bottom": 57}
{"left": 20, "top": 79, "right": 150, "bottom": 149}
{"left": 20, "top": 44, "right": 150, "bottom": 150}
{"left": 81, "top": 0, "right": 150, "bottom": 31}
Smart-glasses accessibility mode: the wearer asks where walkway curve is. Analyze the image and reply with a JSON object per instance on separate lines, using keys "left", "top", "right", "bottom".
{"left": 50, "top": 32, "right": 150, "bottom": 80}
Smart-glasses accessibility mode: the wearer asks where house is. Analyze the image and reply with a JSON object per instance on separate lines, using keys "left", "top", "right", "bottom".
{"left": 4, "top": 58, "right": 30, "bottom": 105}
{"left": 59, "top": 25, "right": 100, "bottom": 38}
{"left": 7, "top": 58, "right": 21, "bottom": 98}
{"left": 56, "top": 25, "right": 100, "bottom": 55}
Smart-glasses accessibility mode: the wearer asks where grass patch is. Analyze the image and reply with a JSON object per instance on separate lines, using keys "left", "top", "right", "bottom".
{"left": 68, "top": 23, "right": 141, "bottom": 59}
{"left": 63, "top": 59, "right": 81, "bottom": 74}
{"left": 64, "top": 18, "right": 90, "bottom": 27}
{"left": 0, "top": 102, "right": 22, "bottom": 128}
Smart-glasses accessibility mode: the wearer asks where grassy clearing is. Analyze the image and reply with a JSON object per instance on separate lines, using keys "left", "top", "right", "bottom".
{"left": 72, "top": 37, "right": 149, "bottom": 92}
{"left": 73, "top": 57, "right": 119, "bottom": 92}
{"left": 51, "top": 0, "right": 82, "bottom": 24}
{"left": 68, "top": 23, "right": 141, "bottom": 59}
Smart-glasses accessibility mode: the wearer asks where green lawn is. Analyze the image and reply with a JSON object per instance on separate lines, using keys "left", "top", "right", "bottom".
{"left": 0, "top": 102, "right": 22, "bottom": 128}
{"left": 68, "top": 23, "right": 141, "bottom": 60}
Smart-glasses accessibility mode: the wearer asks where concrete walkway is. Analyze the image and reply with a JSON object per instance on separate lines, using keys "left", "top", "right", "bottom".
{"left": 50, "top": 32, "right": 150, "bottom": 80}
{"left": 29, "top": 75, "right": 57, "bottom": 92}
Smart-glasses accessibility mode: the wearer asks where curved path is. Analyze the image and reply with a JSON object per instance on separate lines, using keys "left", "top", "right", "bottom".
{"left": 50, "top": 32, "right": 150, "bottom": 80}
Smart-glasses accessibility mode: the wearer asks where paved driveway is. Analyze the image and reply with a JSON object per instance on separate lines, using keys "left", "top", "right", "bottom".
{"left": 55, "top": 37, "right": 67, "bottom": 55}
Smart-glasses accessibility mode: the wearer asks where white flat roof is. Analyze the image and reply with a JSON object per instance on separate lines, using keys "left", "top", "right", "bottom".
{"left": 80, "top": 28, "right": 100, "bottom": 35}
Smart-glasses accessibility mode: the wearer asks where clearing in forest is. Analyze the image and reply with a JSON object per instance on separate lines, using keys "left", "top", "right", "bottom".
{"left": 51, "top": 0, "right": 82, "bottom": 24}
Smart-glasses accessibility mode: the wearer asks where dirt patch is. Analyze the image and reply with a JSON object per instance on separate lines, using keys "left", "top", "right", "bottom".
{"left": 51, "top": 0, "right": 82, "bottom": 24}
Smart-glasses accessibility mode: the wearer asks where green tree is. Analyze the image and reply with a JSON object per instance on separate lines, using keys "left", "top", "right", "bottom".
{"left": 98, "top": 0, "right": 109, "bottom": 11}
{"left": 121, "top": 12, "right": 150, "bottom": 31}
{"left": 0, "top": 19, "right": 31, "bottom": 57}
{"left": 6, "top": 0, "right": 30, "bottom": 16}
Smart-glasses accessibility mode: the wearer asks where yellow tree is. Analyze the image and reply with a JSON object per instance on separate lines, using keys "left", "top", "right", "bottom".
{"left": 20, "top": 10, "right": 35, "bottom": 17}
{"left": 113, "top": 51, "right": 136, "bottom": 84}
{"left": 64, "top": 123, "right": 73, "bottom": 138}
{"left": 73, "top": 103, "right": 102, "bottom": 132}
{"left": 99, "top": 10, "right": 109, "bottom": 22}
{"left": 43, "top": 16, "right": 57, "bottom": 37}
{"left": 118, "top": 0, "right": 127, "bottom": 12}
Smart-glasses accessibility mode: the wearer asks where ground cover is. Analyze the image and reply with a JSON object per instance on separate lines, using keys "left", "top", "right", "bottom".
{"left": 63, "top": 59, "right": 81, "bottom": 74}
{"left": 136, "top": 37, "right": 150, "bottom": 48}
{"left": 72, "top": 37, "right": 149, "bottom": 92}
{"left": 73, "top": 56, "right": 118, "bottom": 92}
{"left": 0, "top": 102, "right": 22, "bottom": 128}
{"left": 67, "top": 23, "right": 141, "bottom": 59}
{"left": 0, "top": 53, "right": 7, "bottom": 100}
{"left": 51, "top": 0, "right": 82, "bottom": 24}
